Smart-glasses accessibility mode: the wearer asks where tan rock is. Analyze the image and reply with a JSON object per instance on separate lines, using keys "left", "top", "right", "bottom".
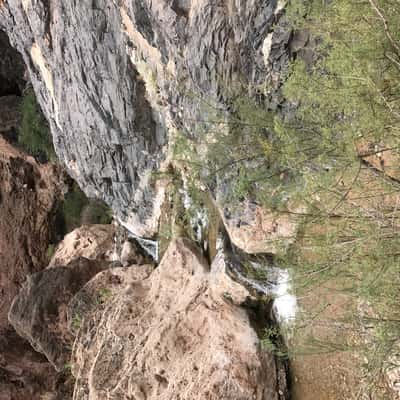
{"left": 120, "top": 239, "right": 146, "bottom": 266}
{"left": 49, "top": 224, "right": 117, "bottom": 267}
{"left": 0, "top": 135, "right": 68, "bottom": 398}
{"left": 220, "top": 201, "right": 299, "bottom": 254}
{"left": 70, "top": 239, "right": 281, "bottom": 400}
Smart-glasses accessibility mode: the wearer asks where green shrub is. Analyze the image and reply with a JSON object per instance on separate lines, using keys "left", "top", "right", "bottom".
{"left": 62, "top": 184, "right": 89, "bottom": 233}
{"left": 173, "top": 1, "right": 400, "bottom": 393}
{"left": 61, "top": 184, "right": 112, "bottom": 233}
{"left": 81, "top": 200, "right": 113, "bottom": 225}
{"left": 18, "top": 89, "right": 55, "bottom": 161}
{"left": 46, "top": 244, "right": 56, "bottom": 261}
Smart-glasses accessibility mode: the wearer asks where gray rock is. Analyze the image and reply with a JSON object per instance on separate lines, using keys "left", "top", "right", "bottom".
{"left": 0, "top": 0, "right": 282, "bottom": 236}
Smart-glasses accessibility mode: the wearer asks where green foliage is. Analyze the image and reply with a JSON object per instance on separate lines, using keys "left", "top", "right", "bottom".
{"left": 18, "top": 89, "right": 55, "bottom": 161}
{"left": 281, "top": 0, "right": 400, "bottom": 389}
{"left": 60, "top": 184, "right": 112, "bottom": 234}
{"left": 62, "top": 184, "right": 89, "bottom": 233}
{"left": 96, "top": 287, "right": 112, "bottom": 305}
{"left": 81, "top": 200, "right": 113, "bottom": 225}
{"left": 72, "top": 313, "right": 82, "bottom": 330}
{"left": 46, "top": 244, "right": 56, "bottom": 261}
{"left": 173, "top": 0, "right": 400, "bottom": 392}
{"left": 261, "top": 326, "right": 288, "bottom": 359}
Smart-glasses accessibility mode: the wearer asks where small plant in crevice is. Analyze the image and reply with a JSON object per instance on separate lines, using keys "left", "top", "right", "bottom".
{"left": 46, "top": 243, "right": 56, "bottom": 261}
{"left": 96, "top": 287, "right": 112, "bottom": 305}
{"left": 72, "top": 313, "right": 82, "bottom": 330}
{"left": 261, "top": 326, "right": 289, "bottom": 360}
{"left": 63, "top": 362, "right": 72, "bottom": 372}
{"left": 52, "top": 182, "right": 113, "bottom": 241}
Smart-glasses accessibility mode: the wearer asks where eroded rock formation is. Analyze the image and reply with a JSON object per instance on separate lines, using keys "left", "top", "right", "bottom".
{"left": 70, "top": 239, "right": 282, "bottom": 400}
{"left": 0, "top": 0, "right": 285, "bottom": 240}
{"left": 6, "top": 237, "right": 286, "bottom": 399}
{"left": 0, "top": 135, "right": 69, "bottom": 399}
{"left": 8, "top": 257, "right": 114, "bottom": 372}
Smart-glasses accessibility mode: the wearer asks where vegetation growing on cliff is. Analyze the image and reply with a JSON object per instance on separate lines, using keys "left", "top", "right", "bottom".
{"left": 18, "top": 88, "right": 55, "bottom": 161}
{"left": 281, "top": 0, "right": 400, "bottom": 393}
{"left": 52, "top": 183, "right": 112, "bottom": 242}
{"left": 176, "top": 0, "right": 400, "bottom": 395}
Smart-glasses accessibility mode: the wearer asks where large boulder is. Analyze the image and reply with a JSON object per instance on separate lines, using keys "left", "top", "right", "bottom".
{"left": 49, "top": 224, "right": 117, "bottom": 267}
{"left": 69, "top": 238, "right": 283, "bottom": 400}
{"left": 8, "top": 257, "right": 113, "bottom": 371}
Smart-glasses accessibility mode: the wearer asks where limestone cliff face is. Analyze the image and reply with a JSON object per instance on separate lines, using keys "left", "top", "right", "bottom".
{"left": 0, "top": 0, "right": 283, "bottom": 238}
{"left": 1, "top": 2, "right": 292, "bottom": 398}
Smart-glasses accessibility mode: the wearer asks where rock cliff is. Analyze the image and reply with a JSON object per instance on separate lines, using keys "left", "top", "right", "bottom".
{"left": 0, "top": 136, "right": 69, "bottom": 399}
{"left": 0, "top": 1, "right": 295, "bottom": 398}
{"left": 0, "top": 0, "right": 286, "bottom": 239}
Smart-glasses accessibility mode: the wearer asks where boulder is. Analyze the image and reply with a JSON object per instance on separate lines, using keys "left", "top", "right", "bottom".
{"left": 8, "top": 257, "right": 113, "bottom": 371}
{"left": 69, "top": 239, "right": 282, "bottom": 400}
{"left": 49, "top": 224, "right": 117, "bottom": 267}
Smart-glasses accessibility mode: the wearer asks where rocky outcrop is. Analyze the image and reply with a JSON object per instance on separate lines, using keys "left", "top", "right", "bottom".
{"left": 0, "top": 29, "right": 26, "bottom": 96}
{"left": 0, "top": 0, "right": 284, "bottom": 238}
{"left": 49, "top": 224, "right": 117, "bottom": 267}
{"left": 7, "top": 234, "right": 285, "bottom": 398}
{"left": 69, "top": 238, "right": 282, "bottom": 400}
{"left": 220, "top": 201, "right": 299, "bottom": 254}
{"left": 0, "top": 135, "right": 68, "bottom": 399}
{"left": 8, "top": 257, "right": 114, "bottom": 372}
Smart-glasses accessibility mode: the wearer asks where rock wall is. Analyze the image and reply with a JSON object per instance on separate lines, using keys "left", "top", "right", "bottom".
{"left": 0, "top": 135, "right": 69, "bottom": 399}
{"left": 0, "top": 2, "right": 292, "bottom": 398}
{"left": 0, "top": 0, "right": 282, "bottom": 237}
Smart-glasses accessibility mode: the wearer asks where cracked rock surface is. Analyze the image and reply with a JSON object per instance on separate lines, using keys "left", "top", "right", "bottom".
{"left": 70, "top": 239, "right": 281, "bottom": 400}
{"left": 0, "top": 0, "right": 283, "bottom": 237}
